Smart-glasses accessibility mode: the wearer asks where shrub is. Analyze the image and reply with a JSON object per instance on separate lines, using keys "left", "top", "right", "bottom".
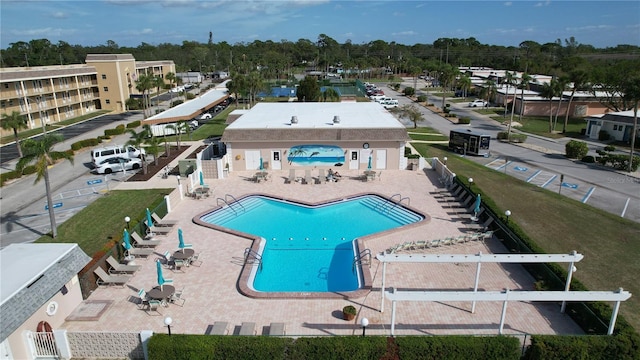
{"left": 126, "top": 120, "right": 141, "bottom": 129}
{"left": 417, "top": 95, "right": 427, "bottom": 102}
{"left": 604, "top": 145, "right": 616, "bottom": 152}
{"left": 458, "top": 116, "right": 471, "bottom": 124}
{"left": 171, "top": 100, "right": 184, "bottom": 107}
{"left": 443, "top": 107, "right": 451, "bottom": 114}
{"left": 403, "top": 87, "right": 415, "bottom": 96}
{"left": 0, "top": 170, "right": 22, "bottom": 186}
{"left": 71, "top": 138, "right": 100, "bottom": 151}
{"left": 510, "top": 133, "right": 527, "bottom": 143}
{"left": 581, "top": 155, "right": 595, "bottom": 163}
{"left": 185, "top": 93, "right": 196, "bottom": 100}
{"left": 598, "top": 130, "right": 610, "bottom": 141}
{"left": 104, "top": 126, "right": 126, "bottom": 136}
{"left": 51, "top": 149, "right": 74, "bottom": 160}
{"left": 21, "top": 165, "right": 37, "bottom": 175}
{"left": 565, "top": 140, "right": 589, "bottom": 159}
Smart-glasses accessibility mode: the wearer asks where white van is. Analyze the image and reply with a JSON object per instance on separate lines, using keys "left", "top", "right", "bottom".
{"left": 382, "top": 99, "right": 399, "bottom": 109}
{"left": 91, "top": 145, "right": 145, "bottom": 166}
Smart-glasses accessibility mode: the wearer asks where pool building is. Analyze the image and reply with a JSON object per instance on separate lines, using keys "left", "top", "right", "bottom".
{"left": 221, "top": 102, "right": 411, "bottom": 172}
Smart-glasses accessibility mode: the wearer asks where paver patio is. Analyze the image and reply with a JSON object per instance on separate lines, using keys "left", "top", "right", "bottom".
{"left": 63, "top": 166, "right": 583, "bottom": 337}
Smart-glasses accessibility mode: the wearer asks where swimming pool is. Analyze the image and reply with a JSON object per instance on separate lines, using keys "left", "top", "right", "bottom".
{"left": 198, "top": 194, "right": 425, "bottom": 296}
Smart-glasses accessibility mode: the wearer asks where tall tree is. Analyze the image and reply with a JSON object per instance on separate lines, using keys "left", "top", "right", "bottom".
{"left": 517, "top": 73, "right": 533, "bottom": 123}
{"left": 135, "top": 74, "right": 154, "bottom": 118}
{"left": 622, "top": 74, "right": 640, "bottom": 172}
{"left": 127, "top": 128, "right": 149, "bottom": 174}
{"left": 16, "top": 134, "right": 73, "bottom": 238}
{"left": 438, "top": 64, "right": 457, "bottom": 109}
{"left": 297, "top": 76, "right": 321, "bottom": 102}
{"left": 392, "top": 104, "right": 424, "bottom": 129}
{"left": 165, "top": 72, "right": 176, "bottom": 107}
{"left": 152, "top": 75, "right": 165, "bottom": 113}
{"left": 457, "top": 74, "right": 471, "bottom": 100}
{"left": 540, "top": 80, "right": 557, "bottom": 132}
{"left": 1, "top": 110, "right": 28, "bottom": 157}
{"left": 563, "top": 69, "right": 589, "bottom": 133}
{"left": 502, "top": 71, "right": 516, "bottom": 118}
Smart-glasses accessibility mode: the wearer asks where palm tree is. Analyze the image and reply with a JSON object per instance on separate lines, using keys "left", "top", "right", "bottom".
{"left": 540, "top": 80, "right": 557, "bottom": 132}
{"left": 483, "top": 79, "right": 496, "bottom": 106}
{"left": 135, "top": 74, "right": 154, "bottom": 118}
{"left": 16, "top": 134, "right": 73, "bottom": 238}
{"left": 563, "top": 69, "right": 590, "bottom": 133}
{"left": 166, "top": 121, "right": 190, "bottom": 150}
{"left": 392, "top": 104, "right": 424, "bottom": 129}
{"left": 438, "top": 64, "right": 456, "bottom": 109}
{"left": 152, "top": 75, "right": 165, "bottom": 114}
{"left": 622, "top": 74, "right": 640, "bottom": 172}
{"left": 1, "top": 111, "right": 28, "bottom": 157}
{"left": 457, "top": 74, "right": 471, "bottom": 100}
{"left": 553, "top": 76, "right": 569, "bottom": 130}
{"left": 517, "top": 73, "right": 533, "bottom": 123}
{"left": 127, "top": 128, "right": 149, "bottom": 174}
{"left": 165, "top": 72, "right": 176, "bottom": 107}
{"left": 502, "top": 71, "right": 516, "bottom": 118}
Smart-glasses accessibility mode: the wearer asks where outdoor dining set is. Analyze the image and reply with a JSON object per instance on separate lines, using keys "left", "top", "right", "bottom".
{"left": 93, "top": 209, "right": 202, "bottom": 315}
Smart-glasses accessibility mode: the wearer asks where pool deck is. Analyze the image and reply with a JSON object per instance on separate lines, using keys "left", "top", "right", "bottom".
{"left": 63, "top": 166, "right": 583, "bottom": 337}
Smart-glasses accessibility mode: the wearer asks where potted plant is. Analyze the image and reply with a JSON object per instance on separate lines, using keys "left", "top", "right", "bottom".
{"left": 342, "top": 305, "right": 357, "bottom": 321}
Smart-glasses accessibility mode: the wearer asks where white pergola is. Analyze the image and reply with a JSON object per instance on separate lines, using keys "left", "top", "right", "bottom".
{"left": 385, "top": 288, "right": 631, "bottom": 336}
{"left": 376, "top": 251, "right": 584, "bottom": 313}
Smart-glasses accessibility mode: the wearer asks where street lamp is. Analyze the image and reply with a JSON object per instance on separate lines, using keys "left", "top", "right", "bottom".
{"left": 468, "top": 177, "right": 473, "bottom": 190}
{"left": 176, "top": 175, "right": 181, "bottom": 185}
{"left": 505, "top": 210, "right": 511, "bottom": 224}
{"left": 164, "top": 316, "right": 173, "bottom": 336}
{"left": 124, "top": 216, "right": 130, "bottom": 230}
{"left": 443, "top": 156, "right": 448, "bottom": 166}
{"left": 360, "top": 317, "right": 369, "bottom": 337}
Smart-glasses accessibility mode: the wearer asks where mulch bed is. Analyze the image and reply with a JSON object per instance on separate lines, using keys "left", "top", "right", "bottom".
{"left": 127, "top": 145, "right": 191, "bottom": 182}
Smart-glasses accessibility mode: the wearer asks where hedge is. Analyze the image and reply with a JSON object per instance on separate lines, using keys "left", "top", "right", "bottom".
{"left": 565, "top": 140, "right": 589, "bottom": 159}
{"left": 523, "top": 335, "right": 640, "bottom": 360}
{"left": 395, "top": 336, "right": 520, "bottom": 360}
{"left": 497, "top": 132, "right": 527, "bottom": 143}
{"left": 71, "top": 138, "right": 100, "bottom": 151}
{"left": 126, "top": 120, "right": 141, "bottom": 129}
{"left": 458, "top": 116, "right": 471, "bottom": 124}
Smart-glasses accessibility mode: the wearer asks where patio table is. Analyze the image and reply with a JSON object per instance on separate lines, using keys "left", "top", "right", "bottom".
{"left": 147, "top": 285, "right": 175, "bottom": 305}
{"left": 173, "top": 248, "right": 194, "bottom": 261}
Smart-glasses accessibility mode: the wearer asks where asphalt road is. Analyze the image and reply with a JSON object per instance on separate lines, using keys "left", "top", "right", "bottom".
{"left": 390, "top": 79, "right": 640, "bottom": 222}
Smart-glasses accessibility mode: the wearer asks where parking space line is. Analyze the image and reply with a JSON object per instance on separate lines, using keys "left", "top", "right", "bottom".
{"left": 485, "top": 158, "right": 503, "bottom": 168}
{"left": 496, "top": 160, "right": 512, "bottom": 171}
{"left": 582, "top": 187, "right": 595, "bottom": 203}
{"left": 541, "top": 174, "right": 557, "bottom": 188}
{"left": 621, "top": 198, "right": 630, "bottom": 218}
{"left": 526, "top": 170, "right": 541, "bottom": 183}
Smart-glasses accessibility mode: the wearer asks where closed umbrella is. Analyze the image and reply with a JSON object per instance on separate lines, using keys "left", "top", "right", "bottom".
{"left": 146, "top": 208, "right": 153, "bottom": 229}
{"left": 367, "top": 154, "right": 372, "bottom": 170}
{"left": 259, "top": 157, "right": 264, "bottom": 171}
{"left": 156, "top": 260, "right": 167, "bottom": 291}
{"left": 123, "top": 229, "right": 132, "bottom": 251}
{"left": 199, "top": 171, "right": 205, "bottom": 186}
{"left": 472, "top": 194, "right": 481, "bottom": 221}
{"left": 178, "top": 228, "right": 185, "bottom": 252}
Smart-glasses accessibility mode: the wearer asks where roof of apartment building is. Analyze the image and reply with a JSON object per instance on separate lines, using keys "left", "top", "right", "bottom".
{"left": 0, "top": 64, "right": 96, "bottom": 81}
{"left": 85, "top": 53, "right": 136, "bottom": 62}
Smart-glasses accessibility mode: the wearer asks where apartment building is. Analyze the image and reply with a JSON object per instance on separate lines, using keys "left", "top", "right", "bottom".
{"left": 0, "top": 54, "right": 175, "bottom": 137}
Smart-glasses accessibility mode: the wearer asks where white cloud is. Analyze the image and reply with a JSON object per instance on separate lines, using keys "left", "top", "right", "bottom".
{"left": 534, "top": 1, "right": 551, "bottom": 7}
{"left": 51, "top": 11, "right": 67, "bottom": 19}
{"left": 391, "top": 31, "right": 417, "bottom": 36}
{"left": 504, "top": 2, "right": 512, "bottom": 6}
{"left": 566, "top": 25, "right": 614, "bottom": 32}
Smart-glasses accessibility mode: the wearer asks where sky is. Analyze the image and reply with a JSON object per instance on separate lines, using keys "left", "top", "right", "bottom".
{"left": 1, "top": 0, "right": 639, "bottom": 49}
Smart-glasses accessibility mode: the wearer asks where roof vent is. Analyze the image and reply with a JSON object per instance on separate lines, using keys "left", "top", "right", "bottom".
{"left": 333, "top": 115, "right": 340, "bottom": 124}
{"left": 291, "top": 116, "right": 298, "bottom": 125}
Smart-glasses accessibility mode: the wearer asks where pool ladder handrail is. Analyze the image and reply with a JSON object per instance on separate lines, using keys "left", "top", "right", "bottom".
{"left": 244, "top": 247, "right": 263, "bottom": 271}
{"left": 379, "top": 194, "right": 410, "bottom": 213}
{"left": 353, "top": 248, "right": 372, "bottom": 271}
{"left": 216, "top": 197, "right": 237, "bottom": 216}
{"left": 225, "top": 194, "right": 246, "bottom": 213}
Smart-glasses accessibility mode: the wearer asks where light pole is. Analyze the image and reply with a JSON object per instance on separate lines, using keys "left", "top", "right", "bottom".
{"left": 468, "top": 177, "right": 473, "bottom": 192}
{"left": 443, "top": 156, "right": 448, "bottom": 166}
{"left": 505, "top": 210, "right": 511, "bottom": 224}
{"left": 360, "top": 317, "right": 369, "bottom": 337}
{"left": 164, "top": 316, "right": 173, "bottom": 336}
{"left": 124, "top": 216, "right": 130, "bottom": 231}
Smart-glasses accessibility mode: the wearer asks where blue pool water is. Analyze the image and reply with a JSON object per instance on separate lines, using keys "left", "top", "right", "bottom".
{"left": 200, "top": 195, "right": 423, "bottom": 292}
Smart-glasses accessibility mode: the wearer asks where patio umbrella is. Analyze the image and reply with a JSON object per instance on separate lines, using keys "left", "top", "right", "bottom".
{"left": 472, "top": 194, "right": 481, "bottom": 221}
{"left": 123, "top": 229, "right": 132, "bottom": 251}
{"left": 199, "top": 171, "right": 205, "bottom": 186}
{"left": 146, "top": 208, "right": 153, "bottom": 229}
{"left": 367, "top": 154, "right": 372, "bottom": 170}
{"left": 178, "top": 228, "right": 186, "bottom": 252}
{"left": 156, "top": 259, "right": 167, "bottom": 291}
{"left": 259, "top": 157, "right": 264, "bottom": 171}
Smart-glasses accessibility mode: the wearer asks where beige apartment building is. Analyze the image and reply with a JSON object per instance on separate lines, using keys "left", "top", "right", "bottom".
{"left": 0, "top": 54, "right": 175, "bottom": 137}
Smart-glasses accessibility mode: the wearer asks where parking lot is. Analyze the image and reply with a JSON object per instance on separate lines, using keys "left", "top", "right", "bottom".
{"left": 483, "top": 155, "right": 639, "bottom": 221}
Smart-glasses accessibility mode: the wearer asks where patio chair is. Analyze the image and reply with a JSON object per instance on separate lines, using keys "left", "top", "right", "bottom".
{"left": 206, "top": 322, "right": 229, "bottom": 335}
{"left": 137, "top": 288, "right": 150, "bottom": 310}
{"left": 170, "top": 287, "right": 186, "bottom": 306}
{"left": 238, "top": 322, "right": 256, "bottom": 336}
{"left": 269, "top": 322, "right": 286, "bottom": 336}
{"left": 131, "top": 232, "right": 161, "bottom": 248}
{"left": 190, "top": 252, "right": 203, "bottom": 267}
{"left": 317, "top": 169, "right": 325, "bottom": 184}
{"left": 152, "top": 213, "right": 178, "bottom": 227}
{"left": 94, "top": 267, "right": 130, "bottom": 287}
{"left": 146, "top": 300, "right": 162, "bottom": 315}
{"left": 286, "top": 169, "right": 295, "bottom": 184}
{"left": 303, "top": 169, "right": 312, "bottom": 185}
{"left": 126, "top": 246, "right": 154, "bottom": 258}
{"left": 172, "top": 259, "right": 186, "bottom": 272}
{"left": 106, "top": 256, "right": 140, "bottom": 274}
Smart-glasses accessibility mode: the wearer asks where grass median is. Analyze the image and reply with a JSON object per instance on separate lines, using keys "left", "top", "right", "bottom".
{"left": 410, "top": 128, "right": 640, "bottom": 331}
{"left": 36, "top": 189, "right": 172, "bottom": 256}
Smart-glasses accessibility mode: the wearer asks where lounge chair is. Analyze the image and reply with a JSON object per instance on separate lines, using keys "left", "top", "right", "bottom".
{"left": 131, "top": 232, "right": 161, "bottom": 248}
{"left": 146, "top": 224, "right": 171, "bottom": 236}
{"left": 125, "top": 246, "right": 154, "bottom": 258}
{"left": 238, "top": 322, "right": 256, "bottom": 336}
{"left": 303, "top": 169, "right": 312, "bottom": 185}
{"left": 317, "top": 169, "right": 325, "bottom": 184}
{"left": 269, "top": 323, "right": 286, "bottom": 336}
{"left": 94, "top": 267, "right": 130, "bottom": 287}
{"left": 206, "top": 322, "right": 229, "bottom": 335}
{"left": 286, "top": 169, "right": 295, "bottom": 184}
{"left": 152, "top": 213, "right": 178, "bottom": 227}
{"left": 106, "top": 256, "right": 140, "bottom": 274}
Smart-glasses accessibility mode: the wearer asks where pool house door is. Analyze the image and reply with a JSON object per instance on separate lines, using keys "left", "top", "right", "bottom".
{"left": 271, "top": 151, "right": 282, "bottom": 170}
{"left": 349, "top": 151, "right": 359, "bottom": 170}
{"left": 375, "top": 149, "right": 387, "bottom": 169}
{"left": 245, "top": 150, "right": 261, "bottom": 171}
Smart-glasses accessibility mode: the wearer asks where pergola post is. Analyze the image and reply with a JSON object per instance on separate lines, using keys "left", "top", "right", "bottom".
{"left": 380, "top": 262, "right": 387, "bottom": 312}
{"left": 561, "top": 250, "right": 577, "bottom": 313}
{"left": 608, "top": 288, "right": 624, "bottom": 335}
{"left": 471, "top": 251, "right": 482, "bottom": 313}
{"left": 499, "top": 289, "right": 509, "bottom": 335}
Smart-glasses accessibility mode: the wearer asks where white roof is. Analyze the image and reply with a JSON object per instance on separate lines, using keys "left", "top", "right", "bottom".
{"left": 226, "top": 102, "right": 406, "bottom": 130}
{"left": 147, "top": 88, "right": 228, "bottom": 122}
{"left": 0, "top": 243, "right": 79, "bottom": 305}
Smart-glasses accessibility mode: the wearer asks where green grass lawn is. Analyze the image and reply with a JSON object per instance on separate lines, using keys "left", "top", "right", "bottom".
{"left": 36, "top": 189, "right": 172, "bottom": 256}
{"left": 491, "top": 115, "right": 586, "bottom": 139}
{"left": 410, "top": 138, "right": 640, "bottom": 332}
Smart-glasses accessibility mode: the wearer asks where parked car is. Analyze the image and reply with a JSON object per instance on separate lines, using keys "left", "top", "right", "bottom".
{"left": 199, "top": 113, "right": 213, "bottom": 120}
{"left": 468, "top": 99, "right": 488, "bottom": 107}
{"left": 91, "top": 145, "right": 145, "bottom": 166}
{"left": 94, "top": 157, "right": 142, "bottom": 174}
{"left": 382, "top": 99, "right": 399, "bottom": 109}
